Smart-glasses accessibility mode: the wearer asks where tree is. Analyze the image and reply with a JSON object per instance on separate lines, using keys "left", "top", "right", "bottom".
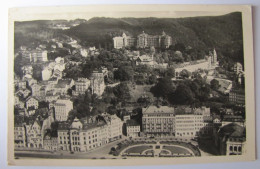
{"left": 173, "top": 43, "right": 186, "bottom": 53}
{"left": 165, "top": 67, "right": 175, "bottom": 78}
{"left": 14, "top": 54, "right": 24, "bottom": 78}
{"left": 210, "top": 79, "right": 220, "bottom": 90}
{"left": 173, "top": 51, "right": 184, "bottom": 63}
{"left": 32, "top": 64, "right": 43, "bottom": 81}
{"left": 113, "top": 82, "right": 130, "bottom": 102}
{"left": 150, "top": 77, "right": 175, "bottom": 99}
{"left": 148, "top": 74, "right": 157, "bottom": 84}
{"left": 168, "top": 84, "right": 195, "bottom": 105}
{"left": 179, "top": 69, "right": 191, "bottom": 79}
{"left": 114, "top": 66, "right": 134, "bottom": 82}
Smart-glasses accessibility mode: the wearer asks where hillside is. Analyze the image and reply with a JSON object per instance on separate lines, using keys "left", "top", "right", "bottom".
{"left": 65, "top": 12, "right": 243, "bottom": 65}
{"left": 14, "top": 12, "right": 244, "bottom": 66}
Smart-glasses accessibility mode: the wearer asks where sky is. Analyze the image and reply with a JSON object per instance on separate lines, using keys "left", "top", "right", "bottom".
{"left": 61, "top": 11, "right": 232, "bottom": 21}
{"left": 11, "top": 6, "right": 233, "bottom": 21}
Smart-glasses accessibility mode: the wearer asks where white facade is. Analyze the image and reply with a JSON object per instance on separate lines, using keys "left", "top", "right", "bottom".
{"left": 104, "top": 114, "right": 123, "bottom": 141}
{"left": 54, "top": 99, "right": 73, "bottom": 121}
{"left": 26, "top": 97, "right": 39, "bottom": 109}
{"left": 127, "top": 124, "right": 140, "bottom": 138}
{"left": 42, "top": 68, "right": 52, "bottom": 81}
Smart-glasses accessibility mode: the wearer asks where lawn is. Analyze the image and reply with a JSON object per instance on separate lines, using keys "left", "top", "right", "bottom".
{"left": 128, "top": 84, "right": 154, "bottom": 102}
{"left": 124, "top": 145, "right": 152, "bottom": 154}
{"left": 163, "top": 146, "right": 190, "bottom": 154}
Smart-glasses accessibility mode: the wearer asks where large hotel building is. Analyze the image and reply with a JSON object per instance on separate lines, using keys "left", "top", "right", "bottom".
{"left": 142, "top": 106, "right": 175, "bottom": 137}
{"left": 142, "top": 106, "right": 212, "bottom": 138}
{"left": 113, "top": 31, "right": 172, "bottom": 49}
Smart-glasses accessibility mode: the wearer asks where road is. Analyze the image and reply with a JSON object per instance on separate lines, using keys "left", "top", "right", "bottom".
{"left": 15, "top": 137, "right": 127, "bottom": 159}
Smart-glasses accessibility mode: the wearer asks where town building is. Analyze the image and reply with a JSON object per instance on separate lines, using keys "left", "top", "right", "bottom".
{"left": 174, "top": 107, "right": 212, "bottom": 138}
{"left": 25, "top": 96, "right": 39, "bottom": 109}
{"left": 17, "top": 81, "right": 27, "bottom": 89}
{"left": 21, "top": 50, "right": 48, "bottom": 63}
{"left": 113, "top": 32, "right": 136, "bottom": 49}
{"left": 54, "top": 99, "right": 73, "bottom": 121}
{"left": 42, "top": 67, "right": 52, "bottom": 81}
{"left": 233, "top": 62, "right": 243, "bottom": 74}
{"left": 209, "top": 48, "right": 218, "bottom": 67}
{"left": 229, "top": 89, "right": 245, "bottom": 105}
{"left": 57, "top": 122, "right": 71, "bottom": 151}
{"left": 43, "top": 133, "right": 58, "bottom": 151}
{"left": 14, "top": 122, "right": 26, "bottom": 148}
{"left": 142, "top": 106, "right": 175, "bottom": 137}
{"left": 137, "top": 31, "right": 172, "bottom": 48}
{"left": 222, "top": 115, "right": 245, "bottom": 127}
{"left": 136, "top": 55, "right": 155, "bottom": 67}
{"left": 126, "top": 120, "right": 140, "bottom": 138}
{"left": 57, "top": 117, "right": 111, "bottom": 152}
{"left": 32, "top": 50, "right": 48, "bottom": 62}
{"left": 45, "top": 92, "right": 60, "bottom": 103}
{"left": 54, "top": 79, "right": 75, "bottom": 95}
{"left": 103, "top": 114, "right": 123, "bottom": 142}
{"left": 25, "top": 120, "right": 43, "bottom": 149}
{"left": 73, "top": 78, "right": 91, "bottom": 95}
{"left": 16, "top": 88, "right": 31, "bottom": 98}
{"left": 90, "top": 70, "right": 105, "bottom": 96}
{"left": 31, "top": 83, "right": 41, "bottom": 96}
{"left": 216, "top": 123, "right": 246, "bottom": 155}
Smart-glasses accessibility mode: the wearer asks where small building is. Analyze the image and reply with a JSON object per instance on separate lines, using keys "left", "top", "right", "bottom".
{"left": 216, "top": 123, "right": 246, "bottom": 155}
{"left": 25, "top": 120, "right": 43, "bottom": 149}
{"left": 43, "top": 133, "right": 58, "bottom": 151}
{"left": 31, "top": 83, "right": 41, "bottom": 97}
{"left": 42, "top": 67, "right": 52, "bottom": 81}
{"left": 233, "top": 62, "right": 243, "bottom": 74}
{"left": 90, "top": 70, "right": 105, "bottom": 96}
{"left": 73, "top": 78, "right": 90, "bottom": 95}
{"left": 25, "top": 96, "right": 39, "bottom": 109}
{"left": 54, "top": 99, "right": 73, "bottom": 121}
{"left": 222, "top": 115, "right": 245, "bottom": 127}
{"left": 17, "top": 81, "right": 27, "bottom": 89}
{"left": 14, "top": 122, "right": 26, "bottom": 148}
{"left": 126, "top": 120, "right": 140, "bottom": 138}
{"left": 229, "top": 89, "right": 245, "bottom": 105}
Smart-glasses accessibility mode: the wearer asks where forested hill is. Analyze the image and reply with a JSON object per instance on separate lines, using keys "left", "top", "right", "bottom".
{"left": 65, "top": 12, "right": 243, "bottom": 65}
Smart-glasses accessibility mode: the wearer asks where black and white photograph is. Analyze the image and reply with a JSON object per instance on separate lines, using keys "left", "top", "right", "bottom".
{"left": 8, "top": 5, "right": 255, "bottom": 166}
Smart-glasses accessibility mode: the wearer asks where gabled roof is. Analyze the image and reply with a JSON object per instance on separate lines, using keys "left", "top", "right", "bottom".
{"left": 26, "top": 96, "right": 39, "bottom": 102}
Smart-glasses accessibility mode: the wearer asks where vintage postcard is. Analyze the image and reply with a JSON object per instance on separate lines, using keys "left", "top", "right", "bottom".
{"left": 8, "top": 5, "right": 255, "bottom": 166}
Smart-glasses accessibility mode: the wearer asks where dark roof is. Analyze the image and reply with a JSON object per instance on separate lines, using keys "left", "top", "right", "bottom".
{"left": 57, "top": 122, "right": 70, "bottom": 130}
{"left": 218, "top": 123, "right": 246, "bottom": 138}
{"left": 126, "top": 119, "right": 139, "bottom": 126}
{"left": 223, "top": 115, "right": 244, "bottom": 122}
{"left": 26, "top": 96, "right": 39, "bottom": 102}
{"left": 56, "top": 79, "right": 72, "bottom": 88}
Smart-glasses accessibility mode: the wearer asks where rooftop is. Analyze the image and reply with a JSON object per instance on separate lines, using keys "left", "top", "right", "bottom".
{"left": 126, "top": 119, "right": 140, "bottom": 126}
{"left": 218, "top": 123, "right": 246, "bottom": 139}
{"left": 143, "top": 106, "right": 175, "bottom": 114}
